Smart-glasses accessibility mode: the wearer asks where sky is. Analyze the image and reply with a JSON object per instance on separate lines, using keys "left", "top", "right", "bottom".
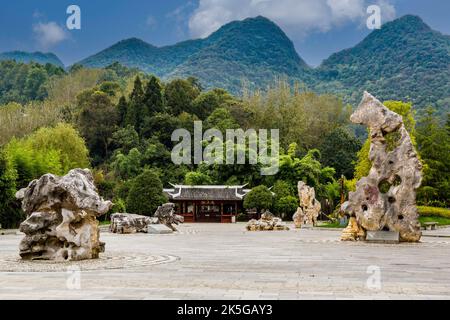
{"left": 0, "top": 0, "right": 449, "bottom": 67}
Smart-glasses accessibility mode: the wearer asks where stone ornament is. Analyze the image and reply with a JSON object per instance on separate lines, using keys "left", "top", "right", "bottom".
{"left": 293, "top": 182, "right": 321, "bottom": 228}
{"left": 340, "top": 217, "right": 365, "bottom": 241}
{"left": 110, "top": 213, "right": 157, "bottom": 234}
{"left": 342, "top": 92, "right": 422, "bottom": 242}
{"left": 154, "top": 203, "right": 184, "bottom": 231}
{"left": 247, "top": 210, "right": 289, "bottom": 231}
{"left": 16, "top": 169, "right": 112, "bottom": 261}
{"left": 110, "top": 203, "right": 184, "bottom": 234}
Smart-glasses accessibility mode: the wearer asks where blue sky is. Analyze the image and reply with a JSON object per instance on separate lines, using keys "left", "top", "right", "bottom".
{"left": 0, "top": 0, "right": 449, "bottom": 67}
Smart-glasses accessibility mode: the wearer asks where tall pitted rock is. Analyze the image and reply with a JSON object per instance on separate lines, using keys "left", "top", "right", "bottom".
{"left": 154, "top": 203, "right": 184, "bottom": 231}
{"left": 342, "top": 92, "right": 423, "bottom": 242}
{"left": 293, "top": 181, "right": 321, "bottom": 227}
{"left": 16, "top": 169, "right": 112, "bottom": 260}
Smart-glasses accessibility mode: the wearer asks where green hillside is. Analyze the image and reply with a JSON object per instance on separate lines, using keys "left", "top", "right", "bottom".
{"left": 78, "top": 16, "right": 312, "bottom": 93}
{"left": 0, "top": 51, "right": 64, "bottom": 68}
{"left": 315, "top": 15, "right": 450, "bottom": 115}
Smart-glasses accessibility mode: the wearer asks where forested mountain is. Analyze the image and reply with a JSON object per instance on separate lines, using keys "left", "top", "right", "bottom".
{"left": 315, "top": 15, "right": 450, "bottom": 114}
{"left": 78, "top": 16, "right": 312, "bottom": 92}
{"left": 0, "top": 51, "right": 64, "bottom": 68}
{"left": 78, "top": 15, "right": 450, "bottom": 114}
{"left": 1, "top": 15, "right": 449, "bottom": 114}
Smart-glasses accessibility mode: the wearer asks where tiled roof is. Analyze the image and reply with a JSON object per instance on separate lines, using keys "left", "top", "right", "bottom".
{"left": 163, "top": 185, "right": 250, "bottom": 201}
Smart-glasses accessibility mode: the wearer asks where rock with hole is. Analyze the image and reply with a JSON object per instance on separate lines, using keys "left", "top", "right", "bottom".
{"left": 341, "top": 92, "right": 422, "bottom": 242}
{"left": 293, "top": 182, "right": 321, "bottom": 228}
{"left": 16, "top": 169, "right": 112, "bottom": 261}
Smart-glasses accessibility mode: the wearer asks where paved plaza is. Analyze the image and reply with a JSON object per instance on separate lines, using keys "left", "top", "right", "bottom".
{"left": 1, "top": 223, "right": 450, "bottom": 300}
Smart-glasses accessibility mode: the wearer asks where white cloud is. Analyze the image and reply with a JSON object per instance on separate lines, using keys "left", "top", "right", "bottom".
{"left": 188, "top": 0, "right": 396, "bottom": 38}
{"left": 377, "top": 0, "right": 396, "bottom": 22}
{"left": 33, "top": 22, "right": 68, "bottom": 49}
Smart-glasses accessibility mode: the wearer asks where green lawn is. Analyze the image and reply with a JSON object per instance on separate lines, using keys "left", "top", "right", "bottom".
{"left": 316, "top": 221, "right": 345, "bottom": 228}
{"left": 418, "top": 206, "right": 450, "bottom": 218}
{"left": 419, "top": 216, "right": 450, "bottom": 226}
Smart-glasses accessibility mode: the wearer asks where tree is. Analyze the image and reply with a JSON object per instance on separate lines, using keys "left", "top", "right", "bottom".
{"left": 29, "top": 123, "right": 89, "bottom": 173}
{"left": 205, "top": 108, "right": 239, "bottom": 132}
{"left": 319, "top": 128, "right": 362, "bottom": 179}
{"left": 165, "top": 79, "right": 200, "bottom": 116}
{"left": 112, "top": 148, "right": 143, "bottom": 180}
{"left": 117, "top": 96, "right": 128, "bottom": 126}
{"left": 77, "top": 90, "right": 119, "bottom": 164}
{"left": 273, "top": 180, "right": 294, "bottom": 200}
{"left": 244, "top": 185, "right": 273, "bottom": 216}
{"left": 126, "top": 76, "right": 145, "bottom": 130}
{"left": 0, "top": 148, "right": 22, "bottom": 229}
{"left": 126, "top": 170, "right": 167, "bottom": 216}
{"left": 5, "top": 124, "right": 89, "bottom": 189}
{"left": 192, "top": 89, "right": 235, "bottom": 120}
{"left": 111, "top": 125, "right": 140, "bottom": 154}
{"left": 416, "top": 107, "right": 450, "bottom": 206}
{"left": 275, "top": 196, "right": 298, "bottom": 219}
{"left": 98, "top": 81, "right": 121, "bottom": 97}
{"left": 242, "top": 81, "right": 352, "bottom": 151}
{"left": 143, "top": 76, "right": 164, "bottom": 116}
{"left": 278, "top": 146, "right": 335, "bottom": 198}
{"left": 185, "top": 171, "right": 213, "bottom": 185}
{"left": 140, "top": 113, "right": 182, "bottom": 147}
{"left": 24, "top": 67, "right": 49, "bottom": 101}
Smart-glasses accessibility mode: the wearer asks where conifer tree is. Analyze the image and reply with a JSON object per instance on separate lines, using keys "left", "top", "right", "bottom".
{"left": 126, "top": 76, "right": 144, "bottom": 129}
{"left": 143, "top": 76, "right": 164, "bottom": 116}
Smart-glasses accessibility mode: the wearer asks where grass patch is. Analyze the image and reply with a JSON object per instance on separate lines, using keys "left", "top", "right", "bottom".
{"left": 418, "top": 206, "right": 450, "bottom": 218}
{"left": 317, "top": 221, "right": 345, "bottom": 228}
{"left": 419, "top": 216, "right": 450, "bottom": 226}
{"left": 99, "top": 220, "right": 111, "bottom": 226}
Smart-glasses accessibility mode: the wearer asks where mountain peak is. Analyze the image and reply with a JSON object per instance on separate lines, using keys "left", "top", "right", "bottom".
{"left": 114, "top": 37, "right": 156, "bottom": 49}
{"left": 382, "top": 14, "right": 431, "bottom": 33}
{"left": 0, "top": 50, "right": 64, "bottom": 67}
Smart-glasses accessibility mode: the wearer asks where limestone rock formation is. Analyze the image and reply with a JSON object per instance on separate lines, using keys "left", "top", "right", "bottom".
{"left": 154, "top": 203, "right": 184, "bottom": 231}
{"left": 292, "top": 207, "right": 303, "bottom": 228}
{"left": 247, "top": 210, "right": 289, "bottom": 231}
{"left": 110, "top": 213, "right": 157, "bottom": 234}
{"left": 293, "top": 182, "right": 321, "bottom": 227}
{"left": 341, "top": 92, "right": 423, "bottom": 242}
{"left": 16, "top": 169, "right": 112, "bottom": 261}
{"left": 340, "top": 217, "right": 365, "bottom": 241}
{"left": 110, "top": 203, "right": 183, "bottom": 234}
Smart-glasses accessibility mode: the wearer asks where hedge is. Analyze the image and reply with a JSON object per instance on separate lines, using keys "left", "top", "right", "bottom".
{"left": 418, "top": 206, "right": 450, "bottom": 218}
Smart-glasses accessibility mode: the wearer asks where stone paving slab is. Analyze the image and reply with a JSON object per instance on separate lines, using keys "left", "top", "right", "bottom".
{"left": 0, "top": 223, "right": 450, "bottom": 300}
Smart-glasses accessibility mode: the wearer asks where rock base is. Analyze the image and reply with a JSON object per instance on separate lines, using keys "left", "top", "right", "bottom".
{"left": 365, "top": 231, "right": 400, "bottom": 244}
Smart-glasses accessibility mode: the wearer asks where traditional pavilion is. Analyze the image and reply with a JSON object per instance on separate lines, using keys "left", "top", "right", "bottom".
{"left": 163, "top": 184, "right": 251, "bottom": 223}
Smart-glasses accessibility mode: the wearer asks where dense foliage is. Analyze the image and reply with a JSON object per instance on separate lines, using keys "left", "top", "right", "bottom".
{"left": 0, "top": 51, "right": 64, "bottom": 67}
{"left": 315, "top": 15, "right": 450, "bottom": 115}
{"left": 244, "top": 185, "right": 274, "bottom": 215}
{"left": 0, "top": 48, "right": 448, "bottom": 227}
{"left": 126, "top": 170, "right": 167, "bottom": 216}
{"left": 76, "top": 15, "right": 449, "bottom": 116}
{"left": 0, "top": 60, "right": 65, "bottom": 104}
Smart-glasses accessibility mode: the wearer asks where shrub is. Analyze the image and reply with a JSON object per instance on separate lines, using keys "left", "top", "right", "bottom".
{"left": 418, "top": 206, "right": 450, "bottom": 218}
{"left": 126, "top": 170, "right": 167, "bottom": 216}
{"left": 244, "top": 185, "right": 273, "bottom": 216}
